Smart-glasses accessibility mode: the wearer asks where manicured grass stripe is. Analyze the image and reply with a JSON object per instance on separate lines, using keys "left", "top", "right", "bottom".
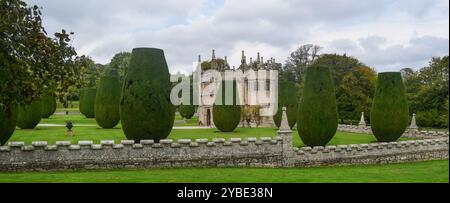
{"left": 0, "top": 160, "right": 447, "bottom": 183}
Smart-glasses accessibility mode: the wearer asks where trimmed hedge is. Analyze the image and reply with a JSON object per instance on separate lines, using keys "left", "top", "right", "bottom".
{"left": 213, "top": 79, "right": 241, "bottom": 132}
{"left": 0, "top": 104, "right": 17, "bottom": 145}
{"left": 273, "top": 80, "right": 298, "bottom": 129}
{"left": 120, "top": 48, "right": 175, "bottom": 142}
{"left": 41, "top": 94, "right": 56, "bottom": 118}
{"left": 79, "top": 87, "right": 96, "bottom": 118}
{"left": 17, "top": 100, "right": 42, "bottom": 129}
{"left": 370, "top": 72, "right": 409, "bottom": 142}
{"left": 179, "top": 103, "right": 196, "bottom": 119}
{"left": 95, "top": 69, "right": 121, "bottom": 128}
{"left": 297, "top": 65, "right": 338, "bottom": 146}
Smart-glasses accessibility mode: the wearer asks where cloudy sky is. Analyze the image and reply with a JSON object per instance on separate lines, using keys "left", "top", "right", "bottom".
{"left": 26, "top": 0, "right": 449, "bottom": 74}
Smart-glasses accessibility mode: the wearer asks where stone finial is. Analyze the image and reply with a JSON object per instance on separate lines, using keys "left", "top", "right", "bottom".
{"left": 241, "top": 50, "right": 245, "bottom": 64}
{"left": 250, "top": 57, "right": 253, "bottom": 63}
{"left": 257, "top": 52, "right": 261, "bottom": 63}
{"left": 198, "top": 54, "right": 201, "bottom": 62}
{"left": 261, "top": 56, "right": 264, "bottom": 64}
{"left": 278, "top": 107, "right": 291, "bottom": 132}
{"left": 409, "top": 113, "right": 418, "bottom": 129}
{"left": 224, "top": 56, "right": 228, "bottom": 63}
{"left": 358, "top": 112, "right": 366, "bottom": 127}
{"left": 212, "top": 49, "right": 216, "bottom": 60}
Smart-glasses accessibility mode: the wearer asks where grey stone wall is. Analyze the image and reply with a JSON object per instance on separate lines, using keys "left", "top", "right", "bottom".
{"left": 0, "top": 110, "right": 448, "bottom": 172}
{"left": 0, "top": 137, "right": 284, "bottom": 171}
{"left": 338, "top": 124, "right": 449, "bottom": 139}
{"left": 0, "top": 136, "right": 447, "bottom": 172}
{"left": 289, "top": 138, "right": 448, "bottom": 167}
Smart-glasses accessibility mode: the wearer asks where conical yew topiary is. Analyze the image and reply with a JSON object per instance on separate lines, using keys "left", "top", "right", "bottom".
{"left": 273, "top": 80, "right": 298, "bottom": 129}
{"left": 95, "top": 69, "right": 121, "bottom": 128}
{"left": 17, "top": 100, "right": 42, "bottom": 129}
{"left": 79, "top": 87, "right": 96, "bottom": 118}
{"left": 41, "top": 94, "right": 56, "bottom": 118}
{"left": 370, "top": 72, "right": 409, "bottom": 142}
{"left": 120, "top": 48, "right": 175, "bottom": 142}
{"left": 297, "top": 65, "right": 338, "bottom": 146}
{"left": 212, "top": 79, "right": 241, "bottom": 132}
{"left": 0, "top": 104, "right": 17, "bottom": 145}
{"left": 179, "top": 103, "right": 196, "bottom": 119}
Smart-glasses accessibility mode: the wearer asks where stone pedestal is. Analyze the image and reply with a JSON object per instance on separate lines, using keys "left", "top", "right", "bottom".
{"left": 277, "top": 107, "right": 295, "bottom": 167}
{"left": 358, "top": 112, "right": 366, "bottom": 129}
{"left": 408, "top": 113, "right": 419, "bottom": 135}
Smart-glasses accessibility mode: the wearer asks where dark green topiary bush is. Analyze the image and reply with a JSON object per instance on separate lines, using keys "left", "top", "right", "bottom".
{"left": 79, "top": 87, "right": 96, "bottom": 118}
{"left": 370, "top": 72, "right": 409, "bottom": 142}
{"left": 0, "top": 104, "right": 17, "bottom": 145}
{"left": 17, "top": 100, "right": 42, "bottom": 129}
{"left": 179, "top": 103, "right": 196, "bottom": 119}
{"left": 213, "top": 79, "right": 241, "bottom": 132}
{"left": 297, "top": 65, "right": 338, "bottom": 146}
{"left": 120, "top": 48, "right": 175, "bottom": 142}
{"left": 41, "top": 94, "right": 56, "bottom": 118}
{"left": 273, "top": 80, "right": 298, "bottom": 129}
{"left": 95, "top": 69, "right": 121, "bottom": 128}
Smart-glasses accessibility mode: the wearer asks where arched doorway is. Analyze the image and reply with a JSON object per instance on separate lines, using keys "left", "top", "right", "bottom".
{"left": 206, "top": 109, "right": 211, "bottom": 126}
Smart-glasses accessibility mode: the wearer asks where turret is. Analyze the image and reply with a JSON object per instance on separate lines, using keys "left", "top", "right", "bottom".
{"left": 257, "top": 52, "right": 261, "bottom": 64}
{"left": 224, "top": 56, "right": 230, "bottom": 70}
{"left": 241, "top": 50, "right": 246, "bottom": 64}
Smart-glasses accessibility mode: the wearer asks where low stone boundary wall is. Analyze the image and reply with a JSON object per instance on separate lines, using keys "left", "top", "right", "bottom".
{"left": 0, "top": 137, "right": 285, "bottom": 171}
{"left": 0, "top": 136, "right": 447, "bottom": 172}
{"left": 337, "top": 124, "right": 449, "bottom": 139}
{"left": 0, "top": 110, "right": 448, "bottom": 172}
{"left": 289, "top": 138, "right": 448, "bottom": 167}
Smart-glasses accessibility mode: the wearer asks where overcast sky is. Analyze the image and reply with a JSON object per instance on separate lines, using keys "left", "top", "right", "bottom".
{"left": 26, "top": 0, "right": 449, "bottom": 74}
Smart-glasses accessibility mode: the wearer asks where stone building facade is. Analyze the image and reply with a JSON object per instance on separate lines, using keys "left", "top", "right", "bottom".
{"left": 195, "top": 49, "right": 279, "bottom": 127}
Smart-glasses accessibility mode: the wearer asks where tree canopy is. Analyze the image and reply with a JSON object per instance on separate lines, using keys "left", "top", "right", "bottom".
{"left": 402, "top": 56, "right": 449, "bottom": 128}
{"left": 77, "top": 55, "right": 101, "bottom": 88}
{"left": 108, "top": 52, "right": 131, "bottom": 83}
{"left": 279, "top": 44, "right": 321, "bottom": 83}
{"left": 0, "top": 0, "right": 78, "bottom": 107}
{"left": 283, "top": 48, "right": 377, "bottom": 124}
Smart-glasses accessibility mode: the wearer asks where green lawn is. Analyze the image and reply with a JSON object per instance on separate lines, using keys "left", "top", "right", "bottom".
{"left": 55, "top": 101, "right": 79, "bottom": 113}
{"left": 40, "top": 114, "right": 198, "bottom": 126}
{"left": 39, "top": 114, "right": 95, "bottom": 125}
{"left": 3, "top": 114, "right": 445, "bottom": 183}
{"left": 9, "top": 115, "right": 412, "bottom": 147}
{"left": 0, "top": 160, "right": 447, "bottom": 183}
{"left": 174, "top": 114, "right": 199, "bottom": 126}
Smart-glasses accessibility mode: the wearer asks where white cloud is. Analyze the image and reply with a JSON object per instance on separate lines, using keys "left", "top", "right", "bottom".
{"left": 326, "top": 35, "right": 449, "bottom": 71}
{"left": 25, "top": 0, "right": 449, "bottom": 73}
